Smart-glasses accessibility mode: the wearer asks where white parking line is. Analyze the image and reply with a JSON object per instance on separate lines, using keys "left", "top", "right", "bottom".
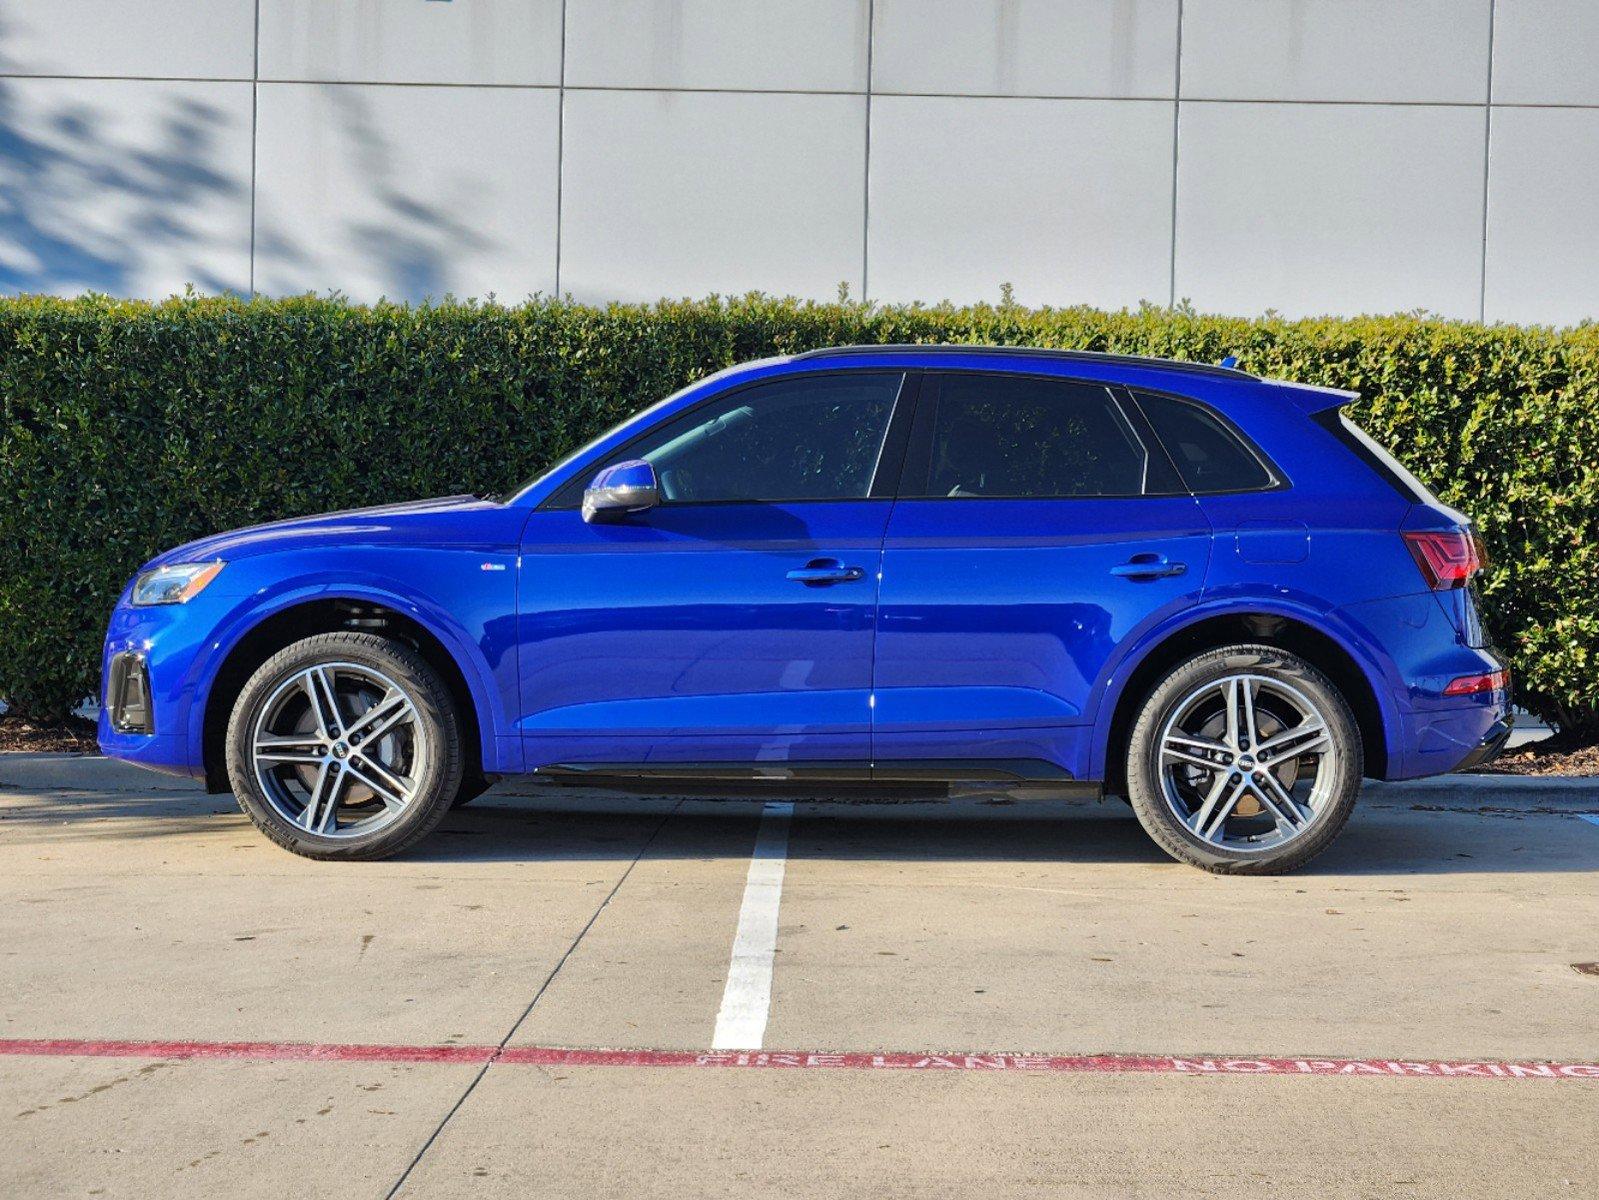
{"left": 1581, "top": 815, "right": 1599, "bottom": 829}
{"left": 712, "top": 801, "right": 794, "bottom": 1051}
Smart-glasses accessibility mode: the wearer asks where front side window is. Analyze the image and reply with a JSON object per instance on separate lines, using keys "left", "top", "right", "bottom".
{"left": 912, "top": 374, "right": 1154, "bottom": 499}
{"left": 1134, "top": 391, "right": 1279, "bottom": 493}
{"left": 553, "top": 372, "right": 905, "bottom": 506}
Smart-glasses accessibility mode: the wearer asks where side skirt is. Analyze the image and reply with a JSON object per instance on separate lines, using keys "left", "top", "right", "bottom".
{"left": 532, "top": 759, "right": 1103, "bottom": 801}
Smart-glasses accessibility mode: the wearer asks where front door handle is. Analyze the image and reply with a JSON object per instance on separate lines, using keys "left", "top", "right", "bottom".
{"left": 1111, "top": 553, "right": 1187, "bottom": 580}
{"left": 787, "top": 558, "right": 866, "bottom": 586}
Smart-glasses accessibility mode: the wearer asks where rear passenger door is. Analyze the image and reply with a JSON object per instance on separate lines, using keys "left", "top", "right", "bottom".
{"left": 873, "top": 371, "right": 1212, "bottom": 780}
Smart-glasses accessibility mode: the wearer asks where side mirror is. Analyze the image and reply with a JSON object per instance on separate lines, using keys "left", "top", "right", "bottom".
{"left": 582, "top": 459, "right": 659, "bottom": 523}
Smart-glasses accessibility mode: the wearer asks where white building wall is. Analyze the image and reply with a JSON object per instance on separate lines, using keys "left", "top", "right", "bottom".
{"left": 0, "top": 0, "right": 1595, "bottom": 324}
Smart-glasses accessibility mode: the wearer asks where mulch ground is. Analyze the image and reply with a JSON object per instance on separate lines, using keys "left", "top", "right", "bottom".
{"left": 0, "top": 716, "right": 98, "bottom": 753}
{"left": 1473, "top": 735, "right": 1599, "bottom": 778}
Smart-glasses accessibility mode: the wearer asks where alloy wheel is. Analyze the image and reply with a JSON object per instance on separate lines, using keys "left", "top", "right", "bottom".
{"left": 249, "top": 662, "right": 427, "bottom": 839}
{"left": 1156, "top": 672, "right": 1337, "bottom": 853}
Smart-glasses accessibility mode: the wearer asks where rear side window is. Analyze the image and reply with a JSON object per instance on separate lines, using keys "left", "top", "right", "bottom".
{"left": 911, "top": 374, "right": 1158, "bottom": 499}
{"left": 1135, "top": 391, "right": 1278, "bottom": 494}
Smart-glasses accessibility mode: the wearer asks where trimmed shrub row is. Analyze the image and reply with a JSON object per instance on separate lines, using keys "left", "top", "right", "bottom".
{"left": 1, "top": 293, "right": 1595, "bottom": 736}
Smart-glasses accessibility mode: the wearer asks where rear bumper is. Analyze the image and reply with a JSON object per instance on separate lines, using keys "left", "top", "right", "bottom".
{"left": 1451, "top": 715, "right": 1515, "bottom": 774}
{"left": 1389, "top": 676, "right": 1513, "bottom": 780}
{"left": 1334, "top": 592, "right": 1513, "bottom": 781}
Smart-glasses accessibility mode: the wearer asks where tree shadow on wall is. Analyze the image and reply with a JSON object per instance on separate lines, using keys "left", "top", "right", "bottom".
{"left": 339, "top": 85, "right": 490, "bottom": 301}
{"left": 0, "top": 17, "right": 248, "bottom": 296}
{"left": 250, "top": 85, "right": 494, "bottom": 303}
{"left": 0, "top": 12, "right": 497, "bottom": 304}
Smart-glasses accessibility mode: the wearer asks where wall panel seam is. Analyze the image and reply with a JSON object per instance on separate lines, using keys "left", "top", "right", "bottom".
{"left": 1479, "top": 0, "right": 1497, "bottom": 322}
{"left": 1169, "top": 0, "right": 1183, "bottom": 307}
{"left": 249, "top": 0, "right": 260, "bottom": 295}
{"left": 555, "top": 0, "right": 569, "bottom": 297}
{"left": 862, "top": 0, "right": 874, "bottom": 301}
{"left": 9, "top": 72, "right": 1595, "bottom": 110}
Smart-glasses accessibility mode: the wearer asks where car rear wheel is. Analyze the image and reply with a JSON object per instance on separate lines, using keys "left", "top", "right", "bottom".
{"left": 225, "top": 632, "right": 464, "bottom": 861}
{"left": 1125, "top": 644, "right": 1362, "bottom": 875}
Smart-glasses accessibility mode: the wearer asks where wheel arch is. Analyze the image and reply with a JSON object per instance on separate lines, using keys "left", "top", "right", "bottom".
{"left": 195, "top": 594, "right": 494, "bottom": 793}
{"left": 1095, "top": 607, "right": 1396, "bottom": 794}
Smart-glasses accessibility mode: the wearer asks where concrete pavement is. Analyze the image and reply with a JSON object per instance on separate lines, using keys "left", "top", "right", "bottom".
{"left": 1, "top": 754, "right": 1596, "bottom": 1198}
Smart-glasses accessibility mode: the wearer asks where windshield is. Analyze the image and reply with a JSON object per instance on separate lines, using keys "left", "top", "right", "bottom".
{"left": 492, "top": 376, "right": 710, "bottom": 504}
{"left": 496, "top": 359, "right": 839, "bottom": 504}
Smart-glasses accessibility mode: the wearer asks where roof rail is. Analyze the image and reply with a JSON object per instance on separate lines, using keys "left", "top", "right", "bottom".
{"left": 790, "top": 343, "right": 1256, "bottom": 381}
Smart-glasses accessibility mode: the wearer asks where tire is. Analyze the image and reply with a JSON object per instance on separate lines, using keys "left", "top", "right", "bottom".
{"left": 225, "top": 632, "right": 465, "bottom": 861}
{"left": 1125, "top": 643, "right": 1362, "bottom": 875}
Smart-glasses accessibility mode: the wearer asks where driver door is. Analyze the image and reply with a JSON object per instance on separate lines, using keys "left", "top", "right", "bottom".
{"left": 515, "top": 370, "right": 913, "bottom": 774}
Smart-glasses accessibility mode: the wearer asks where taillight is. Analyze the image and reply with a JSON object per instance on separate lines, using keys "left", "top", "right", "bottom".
{"left": 1443, "top": 668, "right": 1509, "bottom": 697}
{"left": 1403, "top": 529, "right": 1481, "bottom": 590}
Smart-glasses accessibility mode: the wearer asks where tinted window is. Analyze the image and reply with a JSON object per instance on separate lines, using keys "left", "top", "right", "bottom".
{"left": 1135, "top": 391, "right": 1277, "bottom": 493}
{"left": 558, "top": 372, "right": 903, "bottom": 505}
{"left": 914, "top": 374, "right": 1152, "bottom": 499}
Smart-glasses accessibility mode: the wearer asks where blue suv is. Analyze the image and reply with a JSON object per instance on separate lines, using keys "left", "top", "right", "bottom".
{"left": 99, "top": 346, "right": 1511, "bottom": 873}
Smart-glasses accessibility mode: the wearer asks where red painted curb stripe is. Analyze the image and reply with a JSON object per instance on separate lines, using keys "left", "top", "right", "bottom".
{"left": 0, "top": 1039, "right": 495, "bottom": 1064}
{"left": 0, "top": 1038, "right": 1595, "bottom": 1079}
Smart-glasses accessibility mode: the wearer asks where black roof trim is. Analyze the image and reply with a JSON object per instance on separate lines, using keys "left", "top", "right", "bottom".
{"left": 791, "top": 343, "right": 1256, "bottom": 381}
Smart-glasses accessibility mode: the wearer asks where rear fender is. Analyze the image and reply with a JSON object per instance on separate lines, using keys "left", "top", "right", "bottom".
{"left": 1086, "top": 593, "right": 1406, "bottom": 783}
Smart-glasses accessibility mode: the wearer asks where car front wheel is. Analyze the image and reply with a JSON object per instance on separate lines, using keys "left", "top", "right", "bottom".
{"left": 225, "top": 632, "right": 464, "bottom": 861}
{"left": 1125, "top": 644, "right": 1362, "bottom": 875}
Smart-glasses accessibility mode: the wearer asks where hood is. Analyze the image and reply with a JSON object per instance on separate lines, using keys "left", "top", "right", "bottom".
{"left": 145, "top": 495, "right": 523, "bottom": 568}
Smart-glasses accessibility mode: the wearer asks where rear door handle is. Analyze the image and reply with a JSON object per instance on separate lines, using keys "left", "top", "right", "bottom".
{"left": 787, "top": 558, "right": 866, "bottom": 586}
{"left": 1111, "top": 553, "right": 1187, "bottom": 580}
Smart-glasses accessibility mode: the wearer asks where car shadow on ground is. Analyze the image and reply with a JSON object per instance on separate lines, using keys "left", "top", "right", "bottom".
{"left": 4, "top": 775, "right": 1596, "bottom": 876}
{"left": 418, "top": 786, "right": 1599, "bottom": 877}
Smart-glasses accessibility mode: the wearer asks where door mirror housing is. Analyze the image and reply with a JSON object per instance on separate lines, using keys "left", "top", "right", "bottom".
{"left": 582, "top": 459, "right": 660, "bottom": 523}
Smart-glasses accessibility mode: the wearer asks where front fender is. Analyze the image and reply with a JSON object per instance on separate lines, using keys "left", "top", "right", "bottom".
{"left": 179, "top": 550, "right": 518, "bottom": 777}
{"left": 1085, "top": 590, "right": 1406, "bottom": 783}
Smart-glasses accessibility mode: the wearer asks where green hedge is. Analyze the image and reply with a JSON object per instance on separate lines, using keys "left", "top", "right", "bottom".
{"left": 2, "top": 293, "right": 1596, "bottom": 736}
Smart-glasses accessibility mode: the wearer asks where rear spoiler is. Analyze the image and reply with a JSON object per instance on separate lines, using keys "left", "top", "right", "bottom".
{"left": 1265, "top": 380, "right": 1359, "bottom": 414}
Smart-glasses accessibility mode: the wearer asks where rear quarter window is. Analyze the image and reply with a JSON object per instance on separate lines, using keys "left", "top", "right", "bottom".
{"left": 1133, "top": 391, "right": 1280, "bottom": 494}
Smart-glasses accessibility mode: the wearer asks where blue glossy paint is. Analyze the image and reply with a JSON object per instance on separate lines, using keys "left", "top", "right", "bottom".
{"left": 874, "top": 494, "right": 1212, "bottom": 773}
{"left": 99, "top": 497, "right": 526, "bottom": 777}
{"left": 98, "top": 347, "right": 1509, "bottom": 792}
{"left": 516, "top": 500, "right": 887, "bottom": 766}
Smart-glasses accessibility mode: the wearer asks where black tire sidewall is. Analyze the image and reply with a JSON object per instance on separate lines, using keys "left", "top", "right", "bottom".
{"left": 225, "top": 632, "right": 464, "bottom": 861}
{"left": 1125, "top": 643, "right": 1363, "bottom": 875}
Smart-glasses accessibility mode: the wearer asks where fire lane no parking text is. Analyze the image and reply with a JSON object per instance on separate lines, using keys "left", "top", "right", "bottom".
{"left": 2, "top": 1039, "right": 1596, "bottom": 1081}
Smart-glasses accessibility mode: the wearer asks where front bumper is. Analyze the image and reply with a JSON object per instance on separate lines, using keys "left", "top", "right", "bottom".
{"left": 104, "top": 651, "right": 154, "bottom": 734}
{"left": 96, "top": 588, "right": 236, "bottom": 780}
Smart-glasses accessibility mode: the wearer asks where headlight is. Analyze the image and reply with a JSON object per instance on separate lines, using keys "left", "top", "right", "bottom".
{"left": 131, "top": 561, "right": 226, "bottom": 606}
